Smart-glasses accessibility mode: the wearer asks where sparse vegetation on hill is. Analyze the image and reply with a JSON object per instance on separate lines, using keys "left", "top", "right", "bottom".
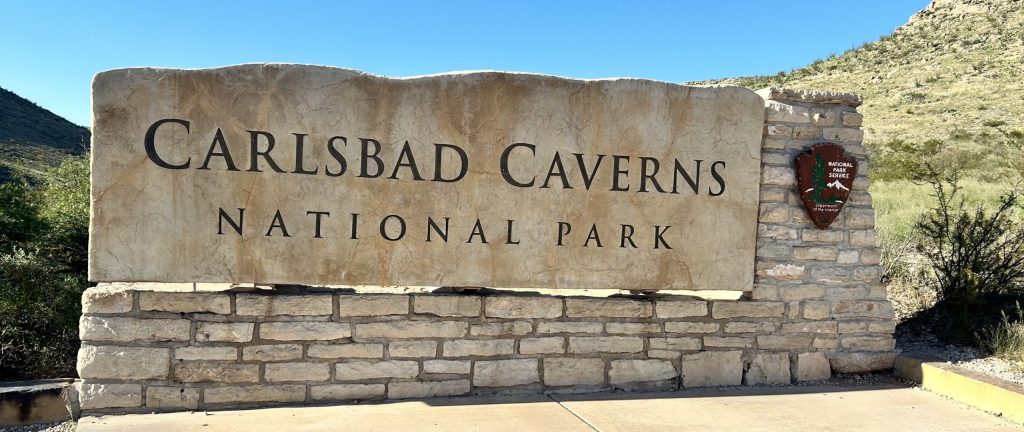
{"left": 705, "top": 0, "right": 1024, "bottom": 152}
{"left": 0, "top": 86, "right": 90, "bottom": 181}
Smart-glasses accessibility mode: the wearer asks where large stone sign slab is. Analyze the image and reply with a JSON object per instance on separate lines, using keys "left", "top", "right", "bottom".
{"left": 90, "top": 64, "right": 763, "bottom": 290}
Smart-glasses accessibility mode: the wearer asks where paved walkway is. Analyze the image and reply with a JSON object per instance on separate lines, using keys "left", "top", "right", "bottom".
{"left": 79, "top": 384, "right": 1022, "bottom": 431}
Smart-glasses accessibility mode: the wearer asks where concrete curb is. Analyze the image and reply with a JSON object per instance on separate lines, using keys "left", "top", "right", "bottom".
{"left": 894, "top": 355, "right": 1024, "bottom": 424}
{"left": 0, "top": 379, "right": 79, "bottom": 426}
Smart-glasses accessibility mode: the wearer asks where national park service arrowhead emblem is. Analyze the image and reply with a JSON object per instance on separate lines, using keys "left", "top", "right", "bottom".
{"left": 795, "top": 143, "right": 857, "bottom": 229}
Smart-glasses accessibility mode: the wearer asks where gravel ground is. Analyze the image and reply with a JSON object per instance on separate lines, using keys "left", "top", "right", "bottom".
{"left": 0, "top": 421, "right": 75, "bottom": 432}
{"left": 888, "top": 278, "right": 1024, "bottom": 386}
{"left": 897, "top": 326, "right": 1024, "bottom": 386}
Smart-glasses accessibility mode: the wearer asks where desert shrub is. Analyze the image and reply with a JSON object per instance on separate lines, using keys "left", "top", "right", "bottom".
{"left": 915, "top": 167, "right": 1024, "bottom": 344}
{"left": 0, "top": 177, "right": 43, "bottom": 251}
{"left": 0, "top": 248, "right": 85, "bottom": 378}
{"left": 978, "top": 302, "right": 1024, "bottom": 362}
{"left": 870, "top": 138, "right": 947, "bottom": 181}
{"left": 0, "top": 156, "right": 89, "bottom": 379}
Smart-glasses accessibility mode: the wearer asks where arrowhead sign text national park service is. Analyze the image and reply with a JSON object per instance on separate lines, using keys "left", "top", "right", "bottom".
{"left": 88, "top": 64, "right": 765, "bottom": 291}
{"left": 795, "top": 143, "right": 857, "bottom": 229}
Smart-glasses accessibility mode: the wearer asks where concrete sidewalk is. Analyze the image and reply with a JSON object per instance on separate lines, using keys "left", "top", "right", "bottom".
{"left": 78, "top": 384, "right": 1022, "bottom": 432}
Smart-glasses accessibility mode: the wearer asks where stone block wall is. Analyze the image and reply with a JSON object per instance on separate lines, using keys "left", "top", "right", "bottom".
{"left": 754, "top": 87, "right": 895, "bottom": 370}
{"left": 76, "top": 87, "right": 897, "bottom": 413}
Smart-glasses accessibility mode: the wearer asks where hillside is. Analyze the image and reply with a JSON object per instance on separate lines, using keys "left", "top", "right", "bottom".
{"left": 0, "top": 86, "right": 90, "bottom": 180}
{"left": 701, "top": 0, "right": 1024, "bottom": 178}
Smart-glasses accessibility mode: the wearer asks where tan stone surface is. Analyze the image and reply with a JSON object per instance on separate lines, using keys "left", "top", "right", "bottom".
{"left": 338, "top": 295, "right": 409, "bottom": 316}
{"left": 89, "top": 65, "right": 763, "bottom": 291}
{"left": 744, "top": 353, "right": 791, "bottom": 385}
{"left": 422, "top": 360, "right": 471, "bottom": 374}
{"left": 519, "top": 337, "right": 566, "bottom": 355}
{"left": 236, "top": 294, "right": 332, "bottom": 316}
{"left": 354, "top": 320, "right": 467, "bottom": 339}
{"left": 829, "top": 352, "right": 897, "bottom": 373}
{"left": 81, "top": 287, "right": 134, "bottom": 313}
{"left": 605, "top": 322, "right": 661, "bottom": 334}
{"left": 175, "top": 363, "right": 259, "bottom": 383}
{"left": 565, "top": 298, "right": 652, "bottom": 318}
{"left": 792, "top": 352, "right": 832, "bottom": 382}
{"left": 535, "top": 321, "right": 603, "bottom": 334}
{"left": 78, "top": 383, "right": 142, "bottom": 410}
{"left": 414, "top": 295, "right": 482, "bottom": 317}
{"left": 664, "top": 321, "right": 720, "bottom": 333}
{"left": 474, "top": 359, "right": 539, "bottom": 387}
{"left": 470, "top": 321, "right": 532, "bottom": 336}
{"left": 242, "top": 344, "right": 303, "bottom": 361}
{"left": 264, "top": 362, "right": 331, "bottom": 382}
{"left": 259, "top": 322, "right": 351, "bottom": 341}
{"left": 608, "top": 359, "right": 677, "bottom": 384}
{"left": 335, "top": 360, "right": 419, "bottom": 380}
{"left": 80, "top": 316, "right": 190, "bottom": 343}
{"left": 311, "top": 384, "right": 385, "bottom": 401}
{"left": 203, "top": 385, "right": 305, "bottom": 404}
{"left": 306, "top": 343, "right": 383, "bottom": 359}
{"left": 77, "top": 345, "right": 169, "bottom": 380}
{"left": 484, "top": 297, "right": 563, "bottom": 319}
{"left": 196, "top": 322, "right": 254, "bottom": 343}
{"left": 173, "top": 346, "right": 237, "bottom": 361}
{"left": 568, "top": 336, "right": 644, "bottom": 354}
{"left": 389, "top": 340, "right": 438, "bottom": 358}
{"left": 145, "top": 386, "right": 199, "bottom": 410}
{"left": 387, "top": 380, "right": 471, "bottom": 399}
{"left": 680, "top": 351, "right": 743, "bottom": 388}
{"left": 648, "top": 337, "right": 701, "bottom": 351}
{"left": 655, "top": 301, "right": 708, "bottom": 318}
{"left": 139, "top": 292, "right": 231, "bottom": 314}
{"left": 443, "top": 339, "right": 515, "bottom": 357}
{"left": 544, "top": 358, "right": 605, "bottom": 386}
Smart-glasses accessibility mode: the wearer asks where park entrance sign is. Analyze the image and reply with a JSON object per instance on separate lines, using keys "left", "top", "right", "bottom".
{"left": 89, "top": 64, "right": 764, "bottom": 290}
{"left": 79, "top": 72, "right": 899, "bottom": 413}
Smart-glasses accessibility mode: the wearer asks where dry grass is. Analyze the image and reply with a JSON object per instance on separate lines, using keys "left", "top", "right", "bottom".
{"left": 979, "top": 303, "right": 1024, "bottom": 363}
{"left": 699, "top": 0, "right": 1024, "bottom": 153}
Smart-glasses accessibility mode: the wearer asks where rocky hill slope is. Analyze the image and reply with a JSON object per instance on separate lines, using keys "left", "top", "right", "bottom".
{"left": 0, "top": 86, "right": 90, "bottom": 180}
{"left": 702, "top": 0, "right": 1023, "bottom": 179}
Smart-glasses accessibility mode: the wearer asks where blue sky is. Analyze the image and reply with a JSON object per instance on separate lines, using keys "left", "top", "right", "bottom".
{"left": 1, "top": 1, "right": 928, "bottom": 126}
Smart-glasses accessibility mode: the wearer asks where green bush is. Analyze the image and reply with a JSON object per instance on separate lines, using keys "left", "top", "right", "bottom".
{"left": 0, "top": 156, "right": 89, "bottom": 380}
{"left": 914, "top": 166, "right": 1024, "bottom": 344}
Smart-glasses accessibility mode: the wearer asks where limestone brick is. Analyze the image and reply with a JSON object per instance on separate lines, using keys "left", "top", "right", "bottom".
{"left": 338, "top": 295, "right": 409, "bottom": 317}
{"left": 484, "top": 296, "right": 563, "bottom": 319}
{"left": 311, "top": 384, "right": 385, "bottom": 401}
{"left": 474, "top": 359, "right": 539, "bottom": 387}
{"left": 568, "top": 336, "right": 644, "bottom": 354}
{"left": 265, "top": 362, "right": 331, "bottom": 382}
{"left": 139, "top": 292, "right": 231, "bottom": 314}
{"left": 519, "top": 337, "right": 566, "bottom": 355}
{"left": 413, "top": 295, "right": 481, "bottom": 317}
{"left": 354, "top": 321, "right": 466, "bottom": 339}
{"left": 609, "top": 359, "right": 676, "bottom": 385}
{"left": 566, "top": 298, "right": 652, "bottom": 318}
{"left": 544, "top": 358, "right": 605, "bottom": 386}
{"left": 236, "top": 294, "right": 333, "bottom": 316}
{"left": 681, "top": 351, "right": 742, "bottom": 388}
{"left": 335, "top": 361, "right": 419, "bottom": 380}
{"left": 260, "top": 322, "right": 351, "bottom": 341}
{"left": 388, "top": 380, "right": 471, "bottom": 399}
{"left": 443, "top": 339, "right": 514, "bottom": 357}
